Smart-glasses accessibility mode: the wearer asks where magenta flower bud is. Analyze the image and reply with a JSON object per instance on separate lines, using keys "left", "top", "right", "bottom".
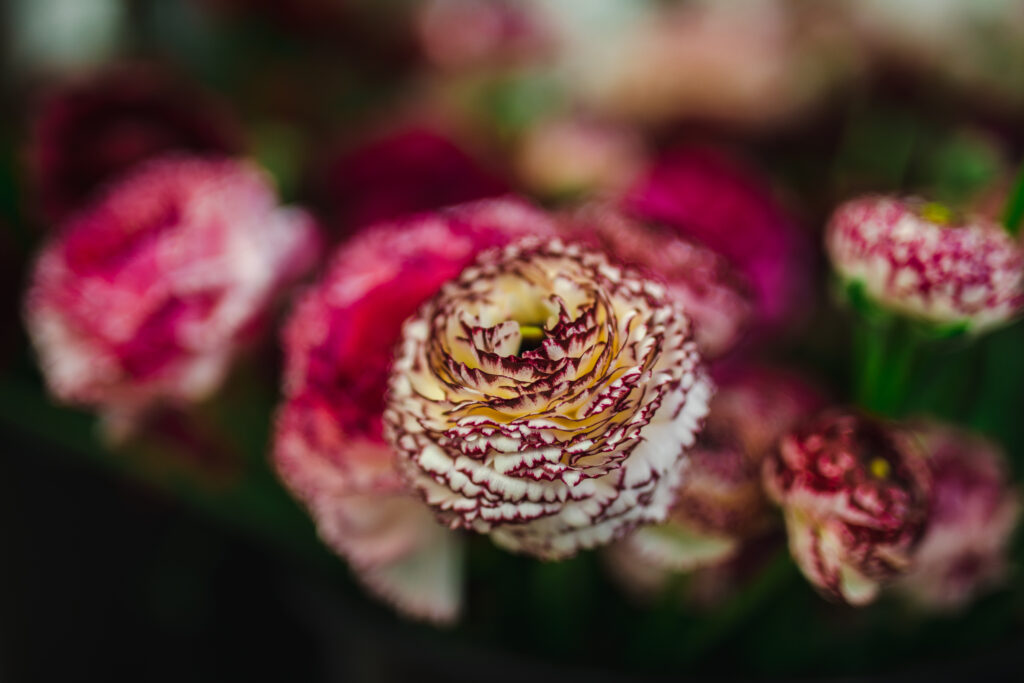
{"left": 385, "top": 238, "right": 712, "bottom": 560}
{"left": 274, "top": 198, "right": 556, "bottom": 622}
{"left": 623, "top": 145, "right": 810, "bottom": 332}
{"left": 564, "top": 204, "right": 752, "bottom": 357}
{"left": 609, "top": 367, "right": 823, "bottom": 589}
{"left": 28, "top": 66, "right": 242, "bottom": 222}
{"left": 25, "top": 156, "right": 319, "bottom": 432}
{"left": 764, "top": 412, "right": 932, "bottom": 605}
{"left": 896, "top": 423, "right": 1021, "bottom": 611}
{"left": 320, "top": 127, "right": 509, "bottom": 233}
{"left": 827, "top": 195, "right": 1024, "bottom": 332}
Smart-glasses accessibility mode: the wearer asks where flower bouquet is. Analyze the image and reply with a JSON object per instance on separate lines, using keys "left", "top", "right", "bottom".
{"left": 3, "top": 0, "right": 1024, "bottom": 680}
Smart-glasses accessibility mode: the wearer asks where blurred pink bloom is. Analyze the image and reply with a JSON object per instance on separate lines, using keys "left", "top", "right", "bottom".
{"left": 764, "top": 412, "right": 932, "bottom": 605}
{"left": 623, "top": 145, "right": 811, "bottom": 333}
{"left": 607, "top": 366, "right": 823, "bottom": 594}
{"left": 515, "top": 117, "right": 646, "bottom": 199}
{"left": 321, "top": 127, "right": 509, "bottom": 233}
{"left": 417, "top": 0, "right": 553, "bottom": 71}
{"left": 274, "top": 198, "right": 555, "bottom": 621}
{"left": 25, "top": 156, "right": 319, "bottom": 433}
{"left": 565, "top": 204, "right": 752, "bottom": 357}
{"left": 28, "top": 66, "right": 242, "bottom": 222}
{"left": 827, "top": 196, "right": 1024, "bottom": 332}
{"left": 896, "top": 423, "right": 1021, "bottom": 611}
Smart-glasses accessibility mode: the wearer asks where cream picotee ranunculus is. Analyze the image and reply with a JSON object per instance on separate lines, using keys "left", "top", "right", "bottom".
{"left": 384, "top": 239, "right": 711, "bottom": 559}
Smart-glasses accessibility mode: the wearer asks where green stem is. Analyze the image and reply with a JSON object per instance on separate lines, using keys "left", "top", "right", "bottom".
{"left": 854, "top": 316, "right": 918, "bottom": 416}
{"left": 1001, "top": 160, "right": 1024, "bottom": 237}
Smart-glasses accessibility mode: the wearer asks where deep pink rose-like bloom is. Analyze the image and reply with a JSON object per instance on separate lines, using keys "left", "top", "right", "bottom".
{"left": 623, "top": 145, "right": 810, "bottom": 331}
{"left": 764, "top": 412, "right": 932, "bottom": 605}
{"left": 25, "top": 156, "right": 319, "bottom": 431}
{"left": 565, "top": 204, "right": 752, "bottom": 357}
{"left": 607, "top": 367, "right": 823, "bottom": 591}
{"left": 896, "top": 423, "right": 1021, "bottom": 611}
{"left": 274, "top": 199, "right": 556, "bottom": 622}
{"left": 320, "top": 127, "right": 509, "bottom": 233}
{"left": 827, "top": 196, "right": 1024, "bottom": 332}
{"left": 385, "top": 238, "right": 712, "bottom": 560}
{"left": 28, "top": 67, "right": 242, "bottom": 222}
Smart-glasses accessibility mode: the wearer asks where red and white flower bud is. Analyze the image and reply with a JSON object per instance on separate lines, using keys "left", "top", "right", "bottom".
{"left": 385, "top": 239, "right": 712, "bottom": 560}
{"left": 274, "top": 198, "right": 556, "bottom": 622}
{"left": 827, "top": 195, "right": 1024, "bottom": 332}
{"left": 25, "top": 156, "right": 319, "bottom": 431}
{"left": 763, "top": 412, "right": 932, "bottom": 605}
{"left": 897, "top": 423, "right": 1021, "bottom": 611}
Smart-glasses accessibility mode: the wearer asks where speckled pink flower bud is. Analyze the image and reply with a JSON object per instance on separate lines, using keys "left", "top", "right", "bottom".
{"left": 565, "top": 205, "right": 752, "bottom": 358}
{"left": 25, "top": 156, "right": 319, "bottom": 430}
{"left": 385, "top": 238, "right": 712, "bottom": 560}
{"left": 896, "top": 423, "right": 1021, "bottom": 611}
{"left": 609, "top": 367, "right": 822, "bottom": 589}
{"left": 827, "top": 195, "right": 1024, "bottom": 332}
{"left": 274, "top": 198, "right": 556, "bottom": 622}
{"left": 764, "top": 412, "right": 932, "bottom": 605}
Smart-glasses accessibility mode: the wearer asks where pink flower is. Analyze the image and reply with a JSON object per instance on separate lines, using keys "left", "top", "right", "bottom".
{"left": 28, "top": 66, "right": 242, "bottom": 222}
{"left": 623, "top": 145, "right": 810, "bottom": 332}
{"left": 385, "top": 238, "right": 712, "bottom": 560}
{"left": 274, "top": 198, "right": 556, "bottom": 622}
{"left": 25, "top": 156, "right": 319, "bottom": 432}
{"left": 607, "top": 366, "right": 823, "bottom": 594}
{"left": 564, "top": 204, "right": 752, "bottom": 357}
{"left": 763, "top": 411, "right": 932, "bottom": 605}
{"left": 827, "top": 196, "right": 1024, "bottom": 332}
{"left": 320, "top": 127, "right": 509, "bottom": 233}
{"left": 896, "top": 422, "right": 1021, "bottom": 611}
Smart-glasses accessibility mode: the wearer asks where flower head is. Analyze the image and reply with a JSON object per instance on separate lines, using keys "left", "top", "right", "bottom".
{"left": 274, "top": 198, "right": 556, "bottom": 621}
{"left": 763, "top": 411, "right": 932, "bottom": 605}
{"left": 25, "top": 156, "right": 319, "bottom": 430}
{"left": 385, "top": 238, "right": 712, "bottom": 560}
{"left": 29, "top": 66, "right": 242, "bottom": 222}
{"left": 623, "top": 145, "right": 810, "bottom": 331}
{"left": 827, "top": 195, "right": 1024, "bottom": 332}
{"left": 896, "top": 422, "right": 1021, "bottom": 611}
{"left": 320, "top": 127, "right": 508, "bottom": 233}
{"left": 565, "top": 204, "right": 752, "bottom": 357}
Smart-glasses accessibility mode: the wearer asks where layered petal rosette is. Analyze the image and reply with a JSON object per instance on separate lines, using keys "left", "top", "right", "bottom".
{"left": 608, "top": 367, "right": 823, "bottom": 594}
{"left": 274, "top": 199, "right": 556, "bottom": 621}
{"left": 25, "top": 156, "right": 319, "bottom": 430}
{"left": 385, "top": 239, "right": 712, "bottom": 560}
{"left": 827, "top": 196, "right": 1024, "bottom": 332}
{"left": 896, "top": 423, "right": 1021, "bottom": 611}
{"left": 566, "top": 205, "right": 752, "bottom": 357}
{"left": 764, "top": 412, "right": 932, "bottom": 605}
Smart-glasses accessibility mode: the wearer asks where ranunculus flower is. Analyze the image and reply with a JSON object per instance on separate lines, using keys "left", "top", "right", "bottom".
{"left": 896, "top": 422, "right": 1021, "bottom": 611}
{"left": 28, "top": 66, "right": 242, "bottom": 222}
{"left": 274, "top": 199, "right": 556, "bottom": 622}
{"left": 385, "top": 238, "right": 712, "bottom": 560}
{"left": 320, "top": 126, "right": 509, "bottom": 233}
{"left": 763, "top": 411, "right": 932, "bottom": 605}
{"left": 827, "top": 195, "right": 1024, "bottom": 333}
{"left": 25, "top": 156, "right": 319, "bottom": 433}
{"left": 607, "top": 366, "right": 823, "bottom": 593}
{"left": 565, "top": 204, "right": 752, "bottom": 357}
{"left": 623, "top": 145, "right": 810, "bottom": 332}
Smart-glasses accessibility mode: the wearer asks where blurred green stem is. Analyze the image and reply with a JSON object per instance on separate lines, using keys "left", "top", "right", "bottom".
{"left": 854, "top": 316, "right": 917, "bottom": 416}
{"left": 1002, "top": 160, "right": 1024, "bottom": 237}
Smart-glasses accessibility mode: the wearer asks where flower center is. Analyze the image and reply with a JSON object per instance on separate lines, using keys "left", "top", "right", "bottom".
{"left": 919, "top": 202, "right": 955, "bottom": 227}
{"left": 516, "top": 322, "right": 546, "bottom": 354}
{"left": 869, "top": 456, "right": 891, "bottom": 480}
